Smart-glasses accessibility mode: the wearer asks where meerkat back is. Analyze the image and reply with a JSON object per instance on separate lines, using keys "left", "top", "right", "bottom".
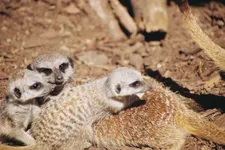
{"left": 29, "top": 67, "right": 149, "bottom": 150}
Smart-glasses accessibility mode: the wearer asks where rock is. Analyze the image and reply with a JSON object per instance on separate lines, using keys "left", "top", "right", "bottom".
{"left": 129, "top": 42, "right": 144, "bottom": 53}
{"left": 0, "top": 71, "right": 8, "bottom": 80}
{"left": 77, "top": 51, "right": 108, "bottom": 66}
{"left": 40, "top": 29, "right": 71, "bottom": 39}
{"left": 24, "top": 37, "right": 49, "bottom": 48}
{"left": 63, "top": 4, "right": 81, "bottom": 14}
{"left": 129, "top": 54, "right": 143, "bottom": 70}
{"left": 217, "top": 20, "right": 224, "bottom": 28}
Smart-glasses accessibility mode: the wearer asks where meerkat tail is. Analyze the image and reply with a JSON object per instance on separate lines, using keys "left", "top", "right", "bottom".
{"left": 177, "top": 0, "right": 225, "bottom": 70}
{"left": 176, "top": 111, "right": 225, "bottom": 145}
{"left": 0, "top": 145, "right": 34, "bottom": 150}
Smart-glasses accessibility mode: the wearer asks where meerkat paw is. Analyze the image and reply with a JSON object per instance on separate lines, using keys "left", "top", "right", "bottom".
{"left": 13, "top": 129, "right": 36, "bottom": 145}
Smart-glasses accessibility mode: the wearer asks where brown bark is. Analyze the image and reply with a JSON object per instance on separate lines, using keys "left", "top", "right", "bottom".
{"left": 131, "top": 0, "right": 168, "bottom": 33}
{"left": 88, "top": 0, "right": 127, "bottom": 41}
{"left": 109, "top": 0, "right": 137, "bottom": 34}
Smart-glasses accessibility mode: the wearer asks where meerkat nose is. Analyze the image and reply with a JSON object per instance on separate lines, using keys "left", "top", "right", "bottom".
{"left": 56, "top": 76, "right": 64, "bottom": 84}
{"left": 57, "top": 76, "right": 63, "bottom": 80}
{"left": 54, "top": 70, "right": 64, "bottom": 84}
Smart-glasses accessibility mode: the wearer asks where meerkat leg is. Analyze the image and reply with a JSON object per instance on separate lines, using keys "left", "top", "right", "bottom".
{"left": 10, "top": 129, "right": 35, "bottom": 145}
{"left": 23, "top": 105, "right": 33, "bottom": 129}
{"left": 23, "top": 105, "right": 41, "bottom": 129}
{"left": 31, "top": 105, "right": 41, "bottom": 120}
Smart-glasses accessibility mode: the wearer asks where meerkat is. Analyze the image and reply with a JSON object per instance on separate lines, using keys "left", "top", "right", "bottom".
{"left": 27, "top": 52, "right": 74, "bottom": 95}
{"left": 90, "top": 77, "right": 225, "bottom": 150}
{"left": 0, "top": 67, "right": 149, "bottom": 150}
{"left": 0, "top": 69, "right": 55, "bottom": 146}
{"left": 177, "top": 0, "right": 225, "bottom": 70}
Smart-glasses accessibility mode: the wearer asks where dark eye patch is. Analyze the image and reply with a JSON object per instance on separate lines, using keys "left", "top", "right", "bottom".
{"left": 115, "top": 84, "right": 121, "bottom": 94}
{"left": 14, "top": 88, "right": 21, "bottom": 99}
{"left": 129, "top": 81, "right": 142, "bottom": 88}
{"left": 37, "top": 68, "right": 52, "bottom": 76}
{"left": 59, "top": 63, "right": 69, "bottom": 72}
{"left": 30, "top": 82, "right": 42, "bottom": 90}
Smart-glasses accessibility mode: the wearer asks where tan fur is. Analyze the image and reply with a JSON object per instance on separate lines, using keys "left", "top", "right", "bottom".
{"left": 177, "top": 0, "right": 225, "bottom": 70}
{"left": 0, "top": 145, "right": 34, "bottom": 150}
{"left": 91, "top": 77, "right": 225, "bottom": 150}
{"left": 0, "top": 67, "right": 149, "bottom": 150}
{"left": 0, "top": 70, "right": 54, "bottom": 146}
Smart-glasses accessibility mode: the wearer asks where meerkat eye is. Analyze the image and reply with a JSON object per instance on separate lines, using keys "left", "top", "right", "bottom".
{"left": 115, "top": 84, "right": 121, "bottom": 94}
{"left": 30, "top": 82, "right": 42, "bottom": 90}
{"left": 37, "top": 68, "right": 52, "bottom": 76}
{"left": 129, "top": 81, "right": 141, "bottom": 88}
{"left": 14, "top": 88, "right": 21, "bottom": 98}
{"left": 59, "top": 63, "right": 69, "bottom": 72}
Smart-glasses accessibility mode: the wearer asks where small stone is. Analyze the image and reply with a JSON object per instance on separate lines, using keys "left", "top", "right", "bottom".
{"left": 149, "top": 41, "right": 161, "bottom": 46}
{"left": 77, "top": 51, "right": 108, "bottom": 66}
{"left": 6, "top": 39, "right": 11, "bottom": 43}
{"left": 156, "top": 63, "right": 161, "bottom": 69}
{"left": 217, "top": 20, "right": 224, "bottom": 28}
{"left": 2, "top": 26, "right": 7, "bottom": 31}
{"left": 63, "top": 4, "right": 81, "bottom": 14}
{"left": 129, "top": 54, "right": 143, "bottom": 70}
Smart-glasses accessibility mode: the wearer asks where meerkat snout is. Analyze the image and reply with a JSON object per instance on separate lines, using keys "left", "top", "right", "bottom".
{"left": 105, "top": 67, "right": 150, "bottom": 100}
{"left": 27, "top": 52, "right": 74, "bottom": 85}
{"left": 8, "top": 69, "right": 55, "bottom": 103}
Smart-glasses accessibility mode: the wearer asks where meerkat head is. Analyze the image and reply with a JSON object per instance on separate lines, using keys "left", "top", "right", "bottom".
{"left": 27, "top": 52, "right": 74, "bottom": 85}
{"left": 8, "top": 70, "right": 55, "bottom": 103}
{"left": 105, "top": 67, "right": 150, "bottom": 100}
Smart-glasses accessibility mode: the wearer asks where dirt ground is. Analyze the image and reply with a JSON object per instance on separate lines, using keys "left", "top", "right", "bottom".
{"left": 1, "top": 0, "right": 225, "bottom": 149}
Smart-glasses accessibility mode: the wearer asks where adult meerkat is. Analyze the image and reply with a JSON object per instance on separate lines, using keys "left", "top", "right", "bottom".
{"left": 27, "top": 52, "right": 74, "bottom": 95}
{"left": 0, "top": 67, "right": 149, "bottom": 150}
{"left": 91, "top": 77, "right": 225, "bottom": 150}
{"left": 177, "top": 0, "right": 225, "bottom": 70}
{"left": 0, "top": 70, "right": 54, "bottom": 146}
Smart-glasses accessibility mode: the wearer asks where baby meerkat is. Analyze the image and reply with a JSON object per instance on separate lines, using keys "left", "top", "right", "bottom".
{"left": 92, "top": 77, "right": 225, "bottom": 150}
{"left": 0, "top": 67, "right": 149, "bottom": 150}
{"left": 27, "top": 52, "right": 74, "bottom": 89}
{"left": 178, "top": 0, "right": 225, "bottom": 70}
{"left": 0, "top": 69, "right": 54, "bottom": 146}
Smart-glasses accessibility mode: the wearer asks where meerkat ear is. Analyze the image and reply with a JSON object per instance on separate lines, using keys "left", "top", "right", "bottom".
{"left": 27, "top": 64, "right": 33, "bottom": 70}
{"left": 68, "top": 57, "right": 74, "bottom": 68}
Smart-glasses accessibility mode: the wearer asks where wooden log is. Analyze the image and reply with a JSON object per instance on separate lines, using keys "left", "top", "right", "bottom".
{"left": 88, "top": 0, "right": 127, "bottom": 41}
{"left": 109, "top": 0, "right": 137, "bottom": 34}
{"left": 131, "top": 0, "right": 168, "bottom": 33}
